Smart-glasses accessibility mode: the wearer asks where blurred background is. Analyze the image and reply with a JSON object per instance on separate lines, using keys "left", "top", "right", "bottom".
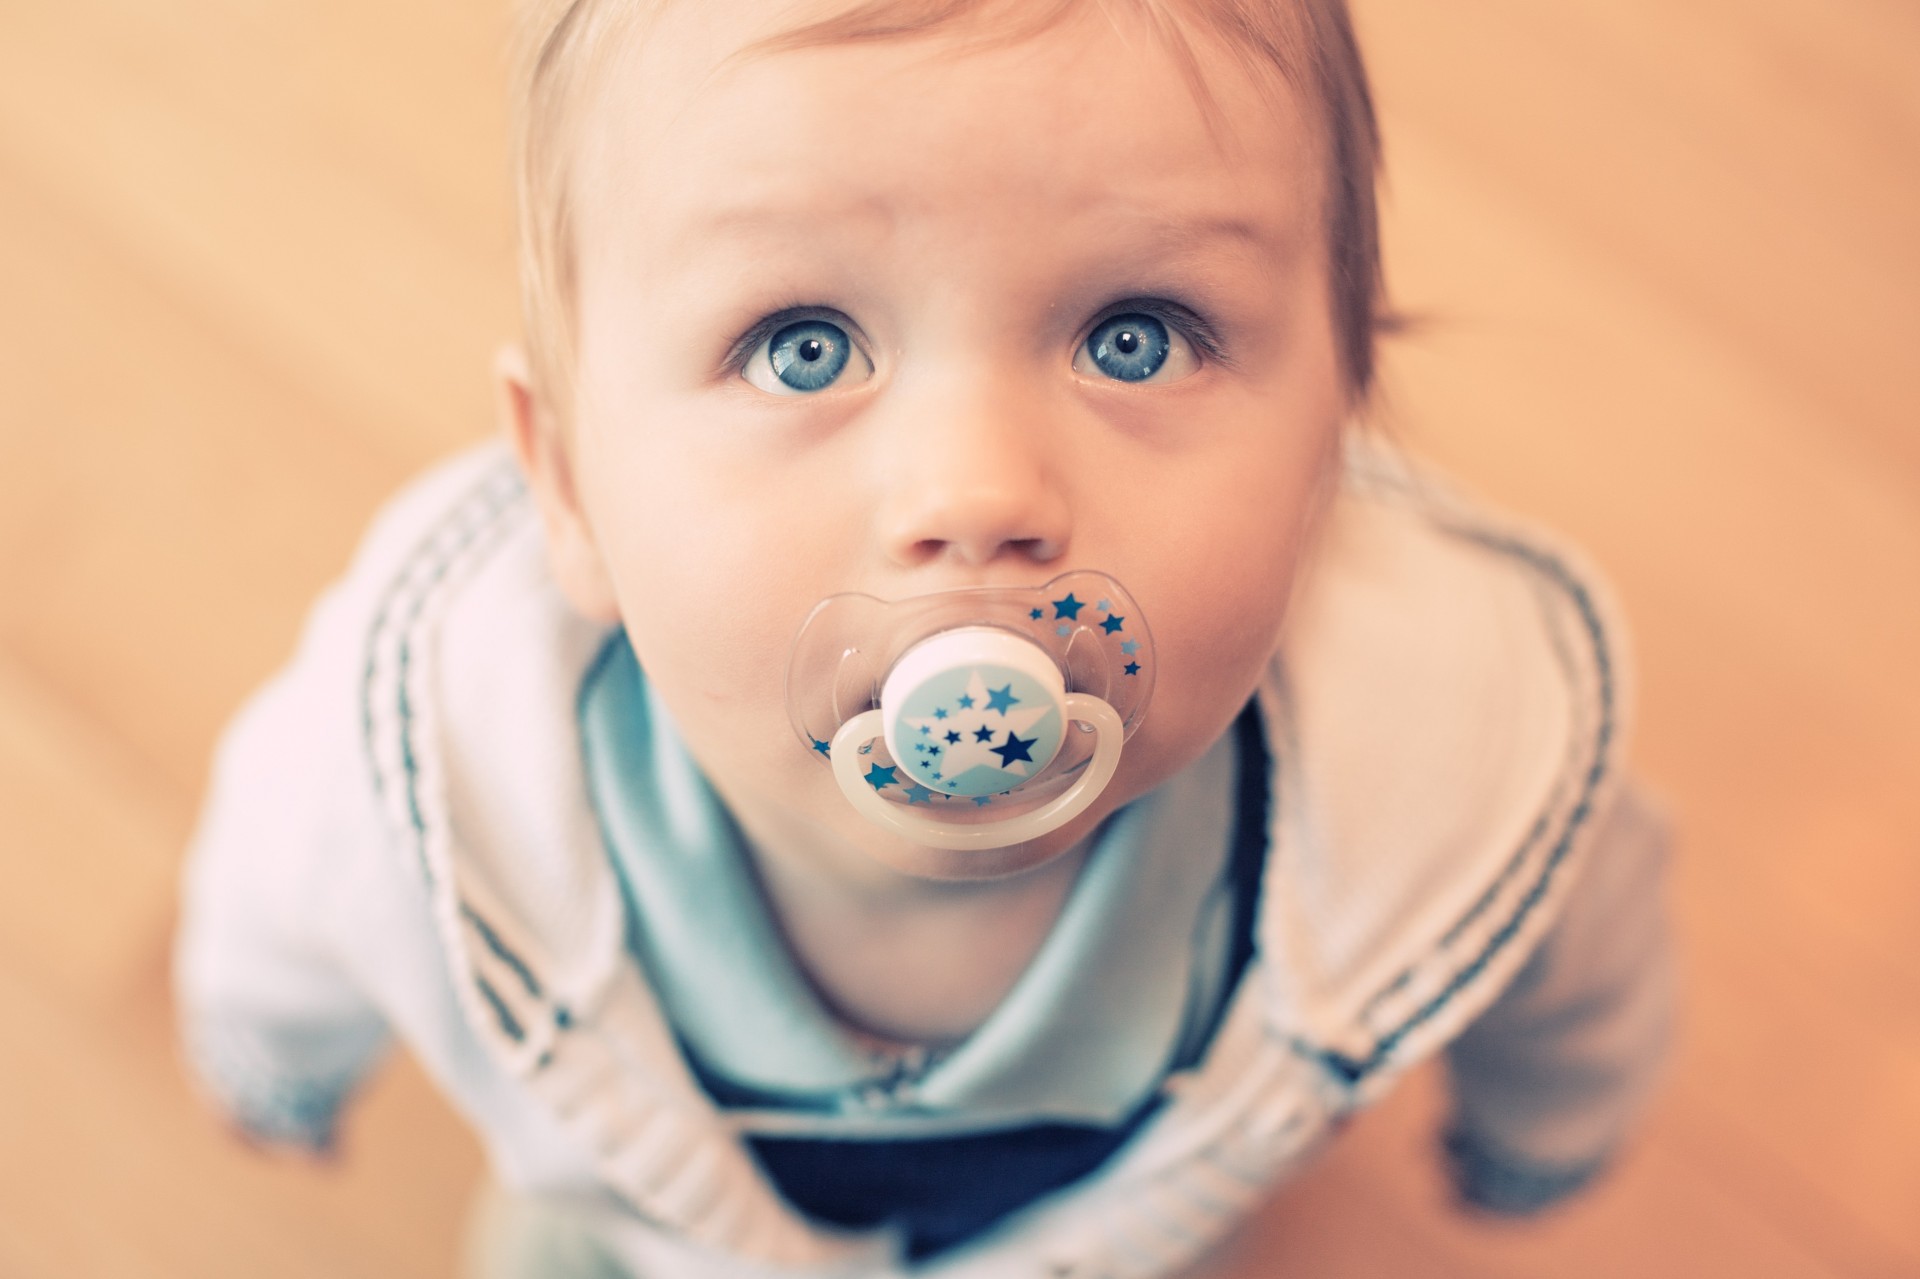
{"left": 0, "top": 0, "right": 1915, "bottom": 1274}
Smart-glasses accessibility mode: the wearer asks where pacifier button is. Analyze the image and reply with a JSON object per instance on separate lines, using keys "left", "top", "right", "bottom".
{"left": 879, "top": 628, "right": 1068, "bottom": 800}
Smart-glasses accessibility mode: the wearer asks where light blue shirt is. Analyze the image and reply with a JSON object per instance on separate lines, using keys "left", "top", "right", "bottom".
{"left": 579, "top": 633, "right": 1238, "bottom": 1133}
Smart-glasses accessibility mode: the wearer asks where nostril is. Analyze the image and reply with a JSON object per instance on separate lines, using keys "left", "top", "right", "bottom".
{"left": 909, "top": 535, "right": 1062, "bottom": 568}
{"left": 1008, "top": 537, "right": 1059, "bottom": 562}
{"left": 904, "top": 538, "right": 948, "bottom": 566}
{"left": 879, "top": 465, "right": 1072, "bottom": 568}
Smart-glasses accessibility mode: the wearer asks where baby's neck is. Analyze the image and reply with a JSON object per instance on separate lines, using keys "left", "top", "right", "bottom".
{"left": 744, "top": 834, "right": 1094, "bottom": 1047}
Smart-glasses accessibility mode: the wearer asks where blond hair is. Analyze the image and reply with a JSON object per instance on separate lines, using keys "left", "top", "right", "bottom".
{"left": 510, "top": 0, "right": 1386, "bottom": 420}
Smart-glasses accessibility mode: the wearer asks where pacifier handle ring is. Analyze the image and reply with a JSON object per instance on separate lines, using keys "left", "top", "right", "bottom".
{"left": 829, "top": 694, "right": 1125, "bottom": 851}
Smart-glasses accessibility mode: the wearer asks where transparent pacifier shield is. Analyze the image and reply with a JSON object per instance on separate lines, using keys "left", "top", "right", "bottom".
{"left": 884, "top": 652, "right": 1065, "bottom": 800}
{"left": 783, "top": 568, "right": 1144, "bottom": 810}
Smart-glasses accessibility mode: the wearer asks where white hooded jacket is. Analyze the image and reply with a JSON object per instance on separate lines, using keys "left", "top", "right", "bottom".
{"left": 175, "top": 439, "right": 1672, "bottom": 1278}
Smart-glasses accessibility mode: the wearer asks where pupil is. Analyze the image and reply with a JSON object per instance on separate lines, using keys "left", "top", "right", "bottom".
{"left": 766, "top": 319, "right": 853, "bottom": 392}
{"left": 1086, "top": 313, "right": 1168, "bottom": 383}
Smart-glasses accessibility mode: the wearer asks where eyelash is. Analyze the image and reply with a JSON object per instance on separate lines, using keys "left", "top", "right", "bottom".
{"left": 719, "top": 298, "right": 1228, "bottom": 377}
{"left": 1085, "top": 298, "right": 1229, "bottom": 368}
{"left": 720, "top": 305, "right": 862, "bottom": 379}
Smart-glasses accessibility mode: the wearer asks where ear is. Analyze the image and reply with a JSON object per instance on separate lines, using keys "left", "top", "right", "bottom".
{"left": 495, "top": 343, "right": 623, "bottom": 624}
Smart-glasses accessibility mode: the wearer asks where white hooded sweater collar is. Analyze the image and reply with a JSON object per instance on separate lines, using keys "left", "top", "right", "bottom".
{"left": 355, "top": 436, "right": 1625, "bottom": 1271}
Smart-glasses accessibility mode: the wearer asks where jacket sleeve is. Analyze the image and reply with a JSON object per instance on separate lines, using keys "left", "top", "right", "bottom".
{"left": 1440, "top": 779, "right": 1678, "bottom": 1213}
{"left": 173, "top": 567, "right": 400, "bottom": 1153}
{"left": 173, "top": 444, "right": 525, "bottom": 1154}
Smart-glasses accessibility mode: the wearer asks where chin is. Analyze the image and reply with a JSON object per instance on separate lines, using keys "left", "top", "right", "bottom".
{"left": 859, "top": 820, "right": 1098, "bottom": 883}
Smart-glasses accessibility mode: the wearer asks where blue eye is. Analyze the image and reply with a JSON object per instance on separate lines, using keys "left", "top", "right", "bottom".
{"left": 745, "top": 318, "right": 865, "bottom": 395}
{"left": 1077, "top": 312, "right": 1200, "bottom": 384}
{"left": 1086, "top": 314, "right": 1167, "bottom": 381}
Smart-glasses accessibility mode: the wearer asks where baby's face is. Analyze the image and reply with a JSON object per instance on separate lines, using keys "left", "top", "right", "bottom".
{"left": 543, "top": 2, "right": 1345, "bottom": 880}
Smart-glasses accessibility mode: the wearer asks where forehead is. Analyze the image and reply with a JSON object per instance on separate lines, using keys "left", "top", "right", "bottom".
{"left": 570, "top": 1, "right": 1323, "bottom": 281}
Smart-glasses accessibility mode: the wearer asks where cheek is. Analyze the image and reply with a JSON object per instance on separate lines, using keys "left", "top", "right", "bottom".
{"left": 577, "top": 435, "right": 834, "bottom": 713}
{"left": 620, "top": 544, "right": 794, "bottom": 713}
{"left": 1143, "top": 534, "right": 1299, "bottom": 749}
{"left": 1122, "top": 423, "right": 1339, "bottom": 775}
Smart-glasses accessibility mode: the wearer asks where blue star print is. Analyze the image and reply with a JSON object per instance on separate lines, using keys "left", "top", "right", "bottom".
{"left": 811, "top": 738, "right": 831, "bottom": 757}
{"left": 1125, "top": 661, "right": 1141, "bottom": 675}
{"left": 901, "top": 669, "right": 1056, "bottom": 789}
{"left": 1101, "top": 615, "right": 1125, "bottom": 634}
{"left": 991, "top": 731, "right": 1039, "bottom": 768}
{"left": 1120, "top": 639, "right": 1140, "bottom": 656}
{"left": 957, "top": 693, "right": 975, "bottom": 709}
{"left": 934, "top": 707, "right": 949, "bottom": 720}
{"left": 864, "top": 764, "right": 899, "bottom": 790}
{"left": 1052, "top": 593, "right": 1085, "bottom": 620}
{"left": 1029, "top": 608, "right": 1044, "bottom": 620}
{"left": 904, "top": 784, "right": 934, "bottom": 805}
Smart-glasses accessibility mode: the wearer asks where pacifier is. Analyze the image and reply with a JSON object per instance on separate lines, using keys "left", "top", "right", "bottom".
{"left": 786, "top": 571, "right": 1153, "bottom": 850}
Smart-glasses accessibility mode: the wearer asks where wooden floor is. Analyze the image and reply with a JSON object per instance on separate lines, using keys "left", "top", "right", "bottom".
{"left": 1, "top": 1, "right": 1915, "bottom": 1274}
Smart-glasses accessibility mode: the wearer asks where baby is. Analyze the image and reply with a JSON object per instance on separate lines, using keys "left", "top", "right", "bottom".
{"left": 175, "top": 1, "right": 1675, "bottom": 1275}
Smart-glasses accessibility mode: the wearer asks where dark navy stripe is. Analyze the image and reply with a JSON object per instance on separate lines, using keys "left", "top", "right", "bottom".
{"left": 474, "top": 974, "right": 528, "bottom": 1043}
{"left": 357, "top": 461, "right": 526, "bottom": 886}
{"left": 350, "top": 457, "right": 555, "bottom": 1047}
{"left": 359, "top": 464, "right": 521, "bottom": 803}
{"left": 461, "top": 901, "right": 544, "bottom": 1000}
{"left": 1322, "top": 526, "right": 1615, "bottom": 1083}
{"left": 1438, "top": 806, "right": 1555, "bottom": 951}
{"left": 388, "top": 480, "right": 525, "bottom": 847}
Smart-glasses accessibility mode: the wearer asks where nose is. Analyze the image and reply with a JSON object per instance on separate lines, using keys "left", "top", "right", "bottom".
{"left": 872, "top": 374, "right": 1073, "bottom": 570}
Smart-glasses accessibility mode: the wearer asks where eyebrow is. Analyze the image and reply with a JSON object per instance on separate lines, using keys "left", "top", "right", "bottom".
{"left": 1129, "top": 212, "right": 1284, "bottom": 254}
{"left": 666, "top": 192, "right": 904, "bottom": 253}
{"left": 670, "top": 195, "right": 1293, "bottom": 260}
